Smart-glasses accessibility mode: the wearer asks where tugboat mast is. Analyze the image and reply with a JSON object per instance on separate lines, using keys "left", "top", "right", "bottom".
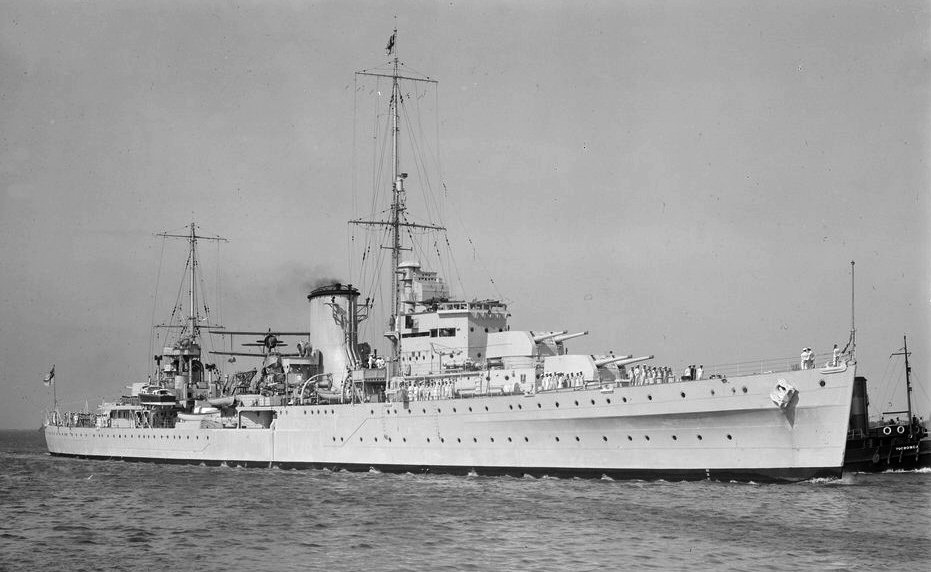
{"left": 892, "top": 335, "right": 914, "bottom": 436}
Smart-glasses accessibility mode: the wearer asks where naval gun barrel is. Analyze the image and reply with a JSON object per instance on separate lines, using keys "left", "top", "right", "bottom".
{"left": 608, "top": 355, "right": 654, "bottom": 368}
{"left": 533, "top": 330, "right": 567, "bottom": 343}
{"left": 553, "top": 331, "right": 589, "bottom": 343}
{"left": 593, "top": 354, "right": 634, "bottom": 367}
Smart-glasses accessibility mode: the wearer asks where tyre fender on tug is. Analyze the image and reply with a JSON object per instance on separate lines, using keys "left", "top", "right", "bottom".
{"left": 882, "top": 426, "right": 892, "bottom": 436}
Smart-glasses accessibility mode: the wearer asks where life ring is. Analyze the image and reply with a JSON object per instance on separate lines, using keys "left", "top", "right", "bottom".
{"left": 882, "top": 426, "right": 892, "bottom": 436}
{"left": 897, "top": 425, "right": 906, "bottom": 435}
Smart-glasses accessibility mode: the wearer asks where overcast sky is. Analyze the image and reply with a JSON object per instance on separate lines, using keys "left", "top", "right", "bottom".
{"left": 1, "top": 0, "right": 928, "bottom": 428}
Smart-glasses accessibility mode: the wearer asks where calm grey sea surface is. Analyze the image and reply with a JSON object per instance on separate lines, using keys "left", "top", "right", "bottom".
{"left": 1, "top": 430, "right": 928, "bottom": 571}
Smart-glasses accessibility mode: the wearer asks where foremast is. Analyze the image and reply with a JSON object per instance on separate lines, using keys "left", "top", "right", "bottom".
{"left": 350, "top": 30, "right": 444, "bottom": 377}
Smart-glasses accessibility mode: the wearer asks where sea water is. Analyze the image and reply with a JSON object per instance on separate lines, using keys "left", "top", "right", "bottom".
{"left": 1, "top": 430, "right": 928, "bottom": 571}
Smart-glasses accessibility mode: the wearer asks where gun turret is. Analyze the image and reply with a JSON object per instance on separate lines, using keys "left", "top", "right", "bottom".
{"left": 593, "top": 354, "right": 634, "bottom": 367}
{"left": 608, "top": 355, "right": 654, "bottom": 368}
{"left": 533, "top": 331, "right": 567, "bottom": 343}
{"left": 553, "top": 331, "right": 589, "bottom": 343}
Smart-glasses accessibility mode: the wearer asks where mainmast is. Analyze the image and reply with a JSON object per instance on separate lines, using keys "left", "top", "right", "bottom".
{"left": 157, "top": 222, "right": 228, "bottom": 340}
{"left": 350, "top": 30, "right": 444, "bottom": 376}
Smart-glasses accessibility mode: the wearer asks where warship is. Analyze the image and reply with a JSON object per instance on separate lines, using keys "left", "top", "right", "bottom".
{"left": 44, "top": 32, "right": 857, "bottom": 482}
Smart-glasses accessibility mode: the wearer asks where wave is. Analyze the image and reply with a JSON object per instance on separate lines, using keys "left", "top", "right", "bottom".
{"left": 883, "top": 466, "right": 931, "bottom": 474}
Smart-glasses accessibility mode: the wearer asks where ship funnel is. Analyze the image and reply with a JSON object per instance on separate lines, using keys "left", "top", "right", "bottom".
{"left": 533, "top": 331, "right": 567, "bottom": 343}
{"left": 553, "top": 331, "right": 588, "bottom": 343}
{"left": 307, "top": 283, "right": 360, "bottom": 382}
{"left": 594, "top": 354, "right": 634, "bottom": 367}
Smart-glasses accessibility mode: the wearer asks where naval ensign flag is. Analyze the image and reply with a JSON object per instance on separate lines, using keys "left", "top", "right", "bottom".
{"left": 386, "top": 32, "right": 396, "bottom": 55}
{"left": 43, "top": 365, "right": 55, "bottom": 387}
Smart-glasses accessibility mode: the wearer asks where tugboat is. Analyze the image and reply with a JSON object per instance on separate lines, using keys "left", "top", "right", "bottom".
{"left": 844, "top": 336, "right": 930, "bottom": 472}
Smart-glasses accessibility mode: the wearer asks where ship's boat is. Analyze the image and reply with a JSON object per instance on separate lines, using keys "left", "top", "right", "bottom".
{"left": 138, "top": 387, "right": 177, "bottom": 407}
{"left": 44, "top": 31, "right": 858, "bottom": 482}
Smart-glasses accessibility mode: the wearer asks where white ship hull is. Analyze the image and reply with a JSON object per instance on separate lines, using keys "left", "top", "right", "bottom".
{"left": 45, "top": 367, "right": 855, "bottom": 482}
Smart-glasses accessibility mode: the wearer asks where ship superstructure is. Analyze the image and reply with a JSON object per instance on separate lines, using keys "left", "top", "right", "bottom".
{"left": 44, "top": 32, "right": 857, "bottom": 482}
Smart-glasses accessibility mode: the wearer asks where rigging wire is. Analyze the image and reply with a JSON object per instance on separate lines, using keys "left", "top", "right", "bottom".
{"left": 147, "top": 236, "right": 168, "bottom": 376}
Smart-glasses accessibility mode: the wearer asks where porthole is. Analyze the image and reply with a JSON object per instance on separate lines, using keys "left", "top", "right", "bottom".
{"left": 727, "top": 434, "right": 733, "bottom": 440}
{"left": 819, "top": 380, "right": 826, "bottom": 387}
{"left": 537, "top": 403, "right": 542, "bottom": 409}
{"left": 457, "top": 438, "right": 461, "bottom": 443}
{"left": 484, "top": 406, "right": 489, "bottom": 411}
{"left": 388, "top": 437, "right": 392, "bottom": 442}
{"left": 332, "top": 436, "right": 336, "bottom": 442}
{"left": 517, "top": 404, "right": 522, "bottom": 410}
{"left": 437, "top": 408, "right": 442, "bottom": 414}
{"left": 591, "top": 399, "right": 596, "bottom": 405}
{"left": 672, "top": 435, "right": 678, "bottom": 441}
{"left": 603, "top": 436, "right": 608, "bottom": 442}
{"left": 607, "top": 398, "right": 612, "bottom": 404}
{"left": 645, "top": 435, "right": 650, "bottom": 441}
{"left": 304, "top": 410, "right": 307, "bottom": 415}
{"left": 742, "top": 386, "right": 748, "bottom": 394}
{"left": 574, "top": 400, "right": 579, "bottom": 406}
{"left": 453, "top": 408, "right": 457, "bottom": 413}
{"left": 647, "top": 395, "right": 653, "bottom": 401}
{"left": 370, "top": 409, "right": 374, "bottom": 415}
{"left": 422, "top": 408, "right": 426, "bottom": 414}
{"left": 440, "top": 438, "right": 445, "bottom": 443}
{"left": 469, "top": 407, "right": 473, "bottom": 412}
{"left": 473, "top": 437, "right": 478, "bottom": 443}
{"left": 507, "top": 437, "right": 513, "bottom": 442}
{"left": 524, "top": 437, "right": 529, "bottom": 442}
{"left": 575, "top": 436, "right": 580, "bottom": 442}
{"left": 555, "top": 402, "right": 560, "bottom": 408}
{"left": 359, "top": 437, "right": 363, "bottom": 442}
{"left": 374, "top": 437, "right": 378, "bottom": 442}
{"left": 621, "top": 397, "right": 626, "bottom": 403}
{"left": 490, "top": 437, "right": 495, "bottom": 443}
{"left": 427, "top": 438, "right": 431, "bottom": 443}
{"left": 680, "top": 392, "right": 686, "bottom": 398}
{"left": 710, "top": 389, "right": 715, "bottom": 396}
{"left": 555, "top": 436, "right": 560, "bottom": 442}
{"left": 402, "top": 437, "right": 407, "bottom": 442}
{"left": 340, "top": 437, "right": 344, "bottom": 442}
{"left": 697, "top": 435, "right": 703, "bottom": 440}
{"left": 509, "top": 404, "right": 513, "bottom": 410}
{"left": 732, "top": 387, "right": 737, "bottom": 394}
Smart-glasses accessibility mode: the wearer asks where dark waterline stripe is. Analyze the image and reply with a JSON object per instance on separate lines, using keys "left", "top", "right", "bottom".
{"left": 47, "top": 452, "right": 839, "bottom": 483}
